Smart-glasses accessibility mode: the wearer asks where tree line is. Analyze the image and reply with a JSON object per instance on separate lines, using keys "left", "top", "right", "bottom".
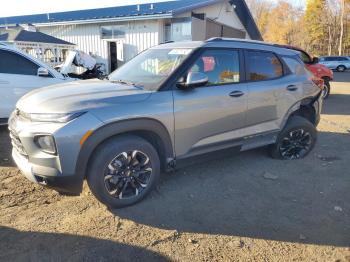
{"left": 246, "top": 0, "right": 350, "bottom": 56}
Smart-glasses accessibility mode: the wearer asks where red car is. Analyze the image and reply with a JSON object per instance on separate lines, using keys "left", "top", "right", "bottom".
{"left": 281, "top": 45, "right": 333, "bottom": 98}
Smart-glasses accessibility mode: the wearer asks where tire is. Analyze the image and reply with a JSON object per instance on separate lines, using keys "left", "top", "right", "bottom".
{"left": 322, "top": 78, "right": 331, "bottom": 99}
{"left": 336, "top": 65, "right": 346, "bottom": 72}
{"left": 269, "top": 116, "right": 317, "bottom": 160}
{"left": 87, "top": 135, "right": 160, "bottom": 208}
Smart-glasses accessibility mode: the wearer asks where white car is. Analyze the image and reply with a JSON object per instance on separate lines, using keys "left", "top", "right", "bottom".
{"left": 0, "top": 43, "right": 72, "bottom": 123}
{"left": 319, "top": 56, "right": 350, "bottom": 72}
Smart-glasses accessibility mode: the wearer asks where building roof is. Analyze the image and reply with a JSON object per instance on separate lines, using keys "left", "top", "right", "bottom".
{"left": 0, "top": 0, "right": 262, "bottom": 40}
{"left": 0, "top": 29, "right": 75, "bottom": 45}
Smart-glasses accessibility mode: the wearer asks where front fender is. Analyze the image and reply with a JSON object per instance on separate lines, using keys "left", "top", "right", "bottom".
{"left": 74, "top": 118, "right": 174, "bottom": 186}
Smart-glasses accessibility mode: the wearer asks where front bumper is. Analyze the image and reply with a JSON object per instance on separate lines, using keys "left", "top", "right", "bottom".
{"left": 12, "top": 149, "right": 36, "bottom": 183}
{"left": 9, "top": 111, "right": 103, "bottom": 195}
{"left": 12, "top": 149, "right": 81, "bottom": 194}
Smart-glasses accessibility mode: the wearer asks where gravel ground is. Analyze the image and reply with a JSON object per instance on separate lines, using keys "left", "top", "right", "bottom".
{"left": 0, "top": 73, "right": 349, "bottom": 262}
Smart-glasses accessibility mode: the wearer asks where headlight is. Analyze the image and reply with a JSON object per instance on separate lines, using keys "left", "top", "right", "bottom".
{"left": 34, "top": 135, "right": 57, "bottom": 154}
{"left": 28, "top": 112, "right": 85, "bottom": 123}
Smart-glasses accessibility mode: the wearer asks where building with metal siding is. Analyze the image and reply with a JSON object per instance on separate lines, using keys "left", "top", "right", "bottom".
{"left": 0, "top": 0, "right": 262, "bottom": 73}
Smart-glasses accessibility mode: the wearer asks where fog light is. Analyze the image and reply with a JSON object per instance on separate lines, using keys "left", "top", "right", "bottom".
{"left": 34, "top": 135, "right": 57, "bottom": 154}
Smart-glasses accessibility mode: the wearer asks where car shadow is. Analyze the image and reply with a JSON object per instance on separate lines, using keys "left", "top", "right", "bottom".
{"left": 113, "top": 130, "right": 350, "bottom": 247}
{"left": 332, "top": 72, "right": 350, "bottom": 83}
{"left": 0, "top": 126, "right": 15, "bottom": 167}
{"left": 0, "top": 226, "right": 169, "bottom": 262}
{"left": 322, "top": 93, "right": 350, "bottom": 116}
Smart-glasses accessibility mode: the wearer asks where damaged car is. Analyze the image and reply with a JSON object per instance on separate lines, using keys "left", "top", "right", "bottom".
{"left": 9, "top": 38, "right": 323, "bottom": 208}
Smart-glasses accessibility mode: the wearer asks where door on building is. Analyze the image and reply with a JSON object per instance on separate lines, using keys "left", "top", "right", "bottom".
{"left": 109, "top": 42, "right": 118, "bottom": 72}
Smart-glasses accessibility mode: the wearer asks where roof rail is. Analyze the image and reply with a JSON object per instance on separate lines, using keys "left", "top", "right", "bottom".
{"left": 160, "top": 40, "right": 175, "bottom": 45}
{"left": 205, "top": 37, "right": 290, "bottom": 49}
{"left": 205, "top": 37, "right": 224, "bottom": 42}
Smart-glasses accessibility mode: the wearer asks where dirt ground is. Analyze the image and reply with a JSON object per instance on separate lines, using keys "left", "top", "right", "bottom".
{"left": 0, "top": 73, "right": 349, "bottom": 262}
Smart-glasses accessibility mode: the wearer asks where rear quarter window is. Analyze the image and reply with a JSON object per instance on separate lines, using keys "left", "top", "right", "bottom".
{"left": 282, "top": 56, "right": 307, "bottom": 75}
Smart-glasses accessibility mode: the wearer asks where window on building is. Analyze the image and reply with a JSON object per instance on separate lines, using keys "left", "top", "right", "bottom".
{"left": 101, "top": 26, "right": 113, "bottom": 39}
{"left": 189, "top": 49, "right": 240, "bottom": 86}
{"left": 0, "top": 50, "right": 39, "bottom": 75}
{"left": 246, "top": 51, "right": 283, "bottom": 81}
{"left": 101, "top": 25, "right": 126, "bottom": 39}
{"left": 165, "top": 18, "right": 192, "bottom": 42}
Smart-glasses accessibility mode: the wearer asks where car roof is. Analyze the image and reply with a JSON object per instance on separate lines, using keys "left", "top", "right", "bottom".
{"left": 152, "top": 38, "right": 299, "bottom": 56}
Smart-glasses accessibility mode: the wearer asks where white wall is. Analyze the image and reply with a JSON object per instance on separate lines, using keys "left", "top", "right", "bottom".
{"left": 36, "top": 2, "right": 254, "bottom": 73}
{"left": 39, "top": 23, "right": 108, "bottom": 60}
{"left": 38, "top": 19, "right": 162, "bottom": 72}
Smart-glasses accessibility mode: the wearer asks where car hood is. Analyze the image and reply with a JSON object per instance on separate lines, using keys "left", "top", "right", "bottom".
{"left": 17, "top": 79, "right": 153, "bottom": 113}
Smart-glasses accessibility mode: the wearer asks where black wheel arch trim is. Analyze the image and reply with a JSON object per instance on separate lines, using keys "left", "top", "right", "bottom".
{"left": 74, "top": 118, "right": 174, "bottom": 193}
{"left": 281, "top": 94, "right": 321, "bottom": 129}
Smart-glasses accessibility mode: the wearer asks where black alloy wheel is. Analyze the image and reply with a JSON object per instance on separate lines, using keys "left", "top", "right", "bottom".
{"left": 104, "top": 150, "right": 152, "bottom": 199}
{"left": 269, "top": 116, "right": 317, "bottom": 160}
{"left": 279, "top": 129, "right": 312, "bottom": 160}
{"left": 87, "top": 135, "right": 160, "bottom": 208}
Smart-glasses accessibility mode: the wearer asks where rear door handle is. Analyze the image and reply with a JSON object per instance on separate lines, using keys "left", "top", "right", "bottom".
{"left": 229, "top": 90, "right": 244, "bottom": 97}
{"left": 287, "top": 85, "right": 298, "bottom": 91}
{"left": 0, "top": 80, "right": 9, "bottom": 84}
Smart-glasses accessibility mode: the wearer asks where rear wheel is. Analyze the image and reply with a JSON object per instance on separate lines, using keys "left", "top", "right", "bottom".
{"left": 336, "top": 65, "right": 346, "bottom": 72}
{"left": 270, "top": 116, "right": 317, "bottom": 160}
{"left": 87, "top": 135, "right": 160, "bottom": 208}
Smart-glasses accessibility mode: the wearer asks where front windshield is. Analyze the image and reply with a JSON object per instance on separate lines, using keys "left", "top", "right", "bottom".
{"left": 108, "top": 48, "right": 193, "bottom": 90}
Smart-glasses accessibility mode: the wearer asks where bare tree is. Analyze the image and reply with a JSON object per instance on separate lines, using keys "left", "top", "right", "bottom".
{"left": 338, "top": 0, "right": 345, "bottom": 55}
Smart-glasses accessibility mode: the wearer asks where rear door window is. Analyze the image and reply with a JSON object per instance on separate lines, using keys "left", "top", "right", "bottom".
{"left": 0, "top": 49, "right": 39, "bottom": 75}
{"left": 246, "top": 51, "right": 283, "bottom": 81}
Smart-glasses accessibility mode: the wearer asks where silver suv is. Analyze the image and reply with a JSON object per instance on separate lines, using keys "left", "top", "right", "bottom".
{"left": 319, "top": 56, "right": 350, "bottom": 72}
{"left": 9, "top": 38, "right": 323, "bottom": 208}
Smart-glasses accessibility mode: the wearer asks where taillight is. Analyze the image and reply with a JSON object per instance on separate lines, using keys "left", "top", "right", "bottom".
{"left": 305, "top": 67, "right": 324, "bottom": 90}
{"left": 312, "top": 77, "right": 324, "bottom": 90}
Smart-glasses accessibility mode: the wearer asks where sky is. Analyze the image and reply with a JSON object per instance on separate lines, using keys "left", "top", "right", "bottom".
{"left": 0, "top": 0, "right": 306, "bottom": 18}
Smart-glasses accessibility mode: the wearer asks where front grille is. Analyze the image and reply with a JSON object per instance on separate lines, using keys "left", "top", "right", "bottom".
{"left": 9, "top": 130, "right": 28, "bottom": 157}
{"left": 8, "top": 112, "right": 28, "bottom": 157}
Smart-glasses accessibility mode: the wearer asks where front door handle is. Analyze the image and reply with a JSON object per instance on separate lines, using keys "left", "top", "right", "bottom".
{"left": 229, "top": 90, "right": 244, "bottom": 97}
{"left": 287, "top": 85, "right": 298, "bottom": 91}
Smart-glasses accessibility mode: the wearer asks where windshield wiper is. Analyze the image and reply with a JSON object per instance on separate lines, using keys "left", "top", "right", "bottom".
{"left": 111, "top": 79, "right": 143, "bottom": 89}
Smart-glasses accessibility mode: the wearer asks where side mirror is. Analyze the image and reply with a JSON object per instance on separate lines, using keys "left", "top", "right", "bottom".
{"left": 177, "top": 72, "right": 209, "bottom": 89}
{"left": 312, "top": 57, "right": 319, "bottom": 64}
{"left": 37, "top": 67, "right": 50, "bottom": 77}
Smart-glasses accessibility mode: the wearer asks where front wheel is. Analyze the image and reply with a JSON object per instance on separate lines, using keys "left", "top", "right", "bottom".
{"left": 87, "top": 135, "right": 160, "bottom": 208}
{"left": 269, "top": 116, "right": 317, "bottom": 160}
